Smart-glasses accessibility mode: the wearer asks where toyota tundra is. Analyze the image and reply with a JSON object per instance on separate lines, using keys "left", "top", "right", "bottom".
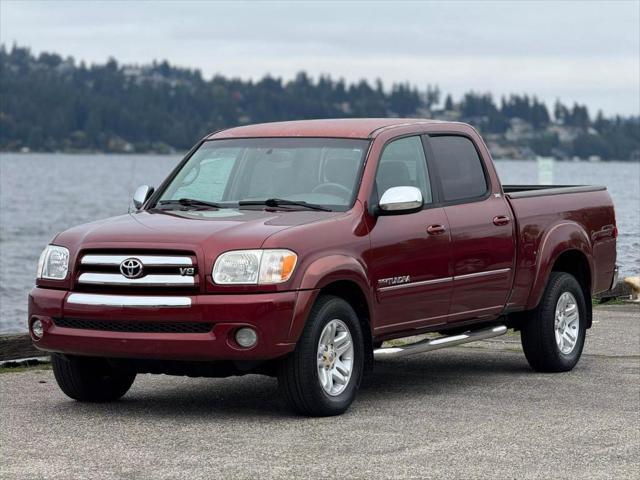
{"left": 29, "top": 119, "right": 618, "bottom": 416}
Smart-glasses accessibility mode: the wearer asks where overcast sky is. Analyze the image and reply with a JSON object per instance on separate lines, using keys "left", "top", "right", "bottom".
{"left": 1, "top": 0, "right": 639, "bottom": 116}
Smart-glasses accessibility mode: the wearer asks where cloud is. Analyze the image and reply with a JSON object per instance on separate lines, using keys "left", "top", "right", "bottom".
{"left": 1, "top": 0, "right": 638, "bottom": 115}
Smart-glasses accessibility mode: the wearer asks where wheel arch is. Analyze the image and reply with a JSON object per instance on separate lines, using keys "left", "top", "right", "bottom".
{"left": 527, "top": 222, "right": 594, "bottom": 311}
{"left": 319, "top": 280, "right": 374, "bottom": 358}
{"left": 549, "top": 249, "right": 593, "bottom": 328}
{"left": 287, "top": 255, "right": 374, "bottom": 346}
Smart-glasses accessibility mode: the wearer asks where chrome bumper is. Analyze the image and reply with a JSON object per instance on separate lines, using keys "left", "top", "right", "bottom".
{"left": 66, "top": 293, "right": 192, "bottom": 308}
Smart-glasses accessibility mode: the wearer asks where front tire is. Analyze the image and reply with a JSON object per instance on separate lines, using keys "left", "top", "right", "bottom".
{"left": 521, "top": 272, "right": 587, "bottom": 372}
{"left": 51, "top": 354, "right": 136, "bottom": 402}
{"left": 278, "top": 295, "right": 364, "bottom": 416}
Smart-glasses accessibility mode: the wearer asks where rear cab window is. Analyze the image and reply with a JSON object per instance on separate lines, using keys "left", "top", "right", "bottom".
{"left": 427, "top": 135, "right": 488, "bottom": 202}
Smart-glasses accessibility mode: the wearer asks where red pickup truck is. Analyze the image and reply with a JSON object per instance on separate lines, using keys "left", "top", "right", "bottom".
{"left": 29, "top": 119, "right": 618, "bottom": 416}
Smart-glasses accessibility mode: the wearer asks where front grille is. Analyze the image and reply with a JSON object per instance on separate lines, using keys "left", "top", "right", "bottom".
{"left": 54, "top": 317, "right": 212, "bottom": 334}
{"left": 76, "top": 252, "right": 197, "bottom": 290}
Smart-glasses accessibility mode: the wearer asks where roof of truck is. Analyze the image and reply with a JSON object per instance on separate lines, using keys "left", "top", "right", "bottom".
{"left": 207, "top": 118, "right": 447, "bottom": 140}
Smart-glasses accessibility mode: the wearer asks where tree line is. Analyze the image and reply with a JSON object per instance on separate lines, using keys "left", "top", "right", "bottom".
{"left": 0, "top": 45, "right": 638, "bottom": 160}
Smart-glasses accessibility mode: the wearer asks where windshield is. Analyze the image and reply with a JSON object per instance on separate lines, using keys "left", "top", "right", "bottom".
{"left": 155, "top": 138, "right": 369, "bottom": 211}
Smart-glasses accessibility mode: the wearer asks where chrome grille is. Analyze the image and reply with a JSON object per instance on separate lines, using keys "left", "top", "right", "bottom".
{"left": 78, "top": 273, "right": 194, "bottom": 286}
{"left": 77, "top": 253, "right": 197, "bottom": 288}
{"left": 81, "top": 254, "right": 193, "bottom": 267}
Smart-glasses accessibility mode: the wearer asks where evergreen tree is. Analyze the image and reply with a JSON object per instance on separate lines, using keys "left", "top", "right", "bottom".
{"left": 554, "top": 100, "right": 570, "bottom": 124}
{"left": 425, "top": 84, "right": 440, "bottom": 109}
{"left": 0, "top": 45, "right": 637, "bottom": 160}
{"left": 444, "top": 94, "right": 454, "bottom": 111}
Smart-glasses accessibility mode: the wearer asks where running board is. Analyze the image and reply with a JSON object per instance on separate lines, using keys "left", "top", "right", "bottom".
{"left": 373, "top": 325, "right": 508, "bottom": 359}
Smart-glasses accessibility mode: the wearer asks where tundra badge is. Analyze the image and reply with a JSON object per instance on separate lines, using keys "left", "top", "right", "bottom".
{"left": 378, "top": 276, "right": 411, "bottom": 288}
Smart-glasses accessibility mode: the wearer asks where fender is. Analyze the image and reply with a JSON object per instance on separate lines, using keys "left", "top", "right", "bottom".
{"left": 527, "top": 221, "right": 594, "bottom": 310}
{"left": 287, "top": 255, "right": 374, "bottom": 343}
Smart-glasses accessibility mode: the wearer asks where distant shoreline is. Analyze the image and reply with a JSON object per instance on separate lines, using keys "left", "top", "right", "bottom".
{"left": 2, "top": 150, "right": 639, "bottom": 163}
{"left": 0, "top": 150, "right": 181, "bottom": 156}
{"left": 3, "top": 45, "right": 639, "bottom": 163}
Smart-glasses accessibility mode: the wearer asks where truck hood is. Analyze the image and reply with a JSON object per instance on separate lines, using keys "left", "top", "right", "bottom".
{"left": 55, "top": 208, "right": 345, "bottom": 253}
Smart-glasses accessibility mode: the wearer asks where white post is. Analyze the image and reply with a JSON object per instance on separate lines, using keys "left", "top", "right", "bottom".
{"left": 537, "top": 156, "right": 555, "bottom": 185}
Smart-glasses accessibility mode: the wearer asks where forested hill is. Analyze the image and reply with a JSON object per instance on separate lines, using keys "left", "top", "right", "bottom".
{"left": 1, "top": 45, "right": 638, "bottom": 160}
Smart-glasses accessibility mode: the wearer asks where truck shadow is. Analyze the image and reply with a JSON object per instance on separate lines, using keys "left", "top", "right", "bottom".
{"left": 53, "top": 375, "right": 288, "bottom": 419}
{"left": 360, "top": 349, "right": 530, "bottom": 397}
{"left": 51, "top": 349, "right": 532, "bottom": 419}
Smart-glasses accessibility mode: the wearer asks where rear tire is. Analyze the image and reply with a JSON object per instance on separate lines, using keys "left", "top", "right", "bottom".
{"left": 521, "top": 272, "right": 586, "bottom": 372}
{"left": 278, "top": 295, "right": 364, "bottom": 416}
{"left": 51, "top": 354, "right": 136, "bottom": 402}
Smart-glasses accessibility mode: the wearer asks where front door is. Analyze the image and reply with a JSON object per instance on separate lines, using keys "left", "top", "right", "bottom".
{"left": 367, "top": 136, "right": 452, "bottom": 335}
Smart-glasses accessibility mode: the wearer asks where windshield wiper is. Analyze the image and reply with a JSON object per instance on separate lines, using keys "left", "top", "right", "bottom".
{"left": 238, "top": 198, "right": 332, "bottom": 212}
{"left": 157, "top": 198, "right": 223, "bottom": 210}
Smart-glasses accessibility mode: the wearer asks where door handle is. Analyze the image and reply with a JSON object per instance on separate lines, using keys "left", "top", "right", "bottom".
{"left": 493, "top": 215, "right": 510, "bottom": 226}
{"left": 427, "top": 224, "right": 446, "bottom": 235}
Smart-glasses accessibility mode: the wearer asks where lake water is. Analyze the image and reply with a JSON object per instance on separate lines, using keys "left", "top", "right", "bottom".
{"left": 1, "top": 153, "right": 638, "bottom": 333}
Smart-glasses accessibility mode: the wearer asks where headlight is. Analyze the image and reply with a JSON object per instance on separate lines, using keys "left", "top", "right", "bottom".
{"left": 213, "top": 249, "right": 297, "bottom": 285}
{"left": 36, "top": 245, "right": 70, "bottom": 280}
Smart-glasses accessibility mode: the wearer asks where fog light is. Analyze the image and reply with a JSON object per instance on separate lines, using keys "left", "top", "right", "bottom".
{"left": 235, "top": 327, "right": 257, "bottom": 348}
{"left": 31, "top": 319, "right": 44, "bottom": 339}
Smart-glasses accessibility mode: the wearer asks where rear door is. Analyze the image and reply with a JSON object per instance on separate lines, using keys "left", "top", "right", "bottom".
{"left": 425, "top": 134, "right": 515, "bottom": 322}
{"left": 367, "top": 135, "right": 452, "bottom": 335}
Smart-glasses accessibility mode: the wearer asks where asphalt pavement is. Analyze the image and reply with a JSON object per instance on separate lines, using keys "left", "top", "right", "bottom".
{"left": 1, "top": 304, "right": 638, "bottom": 479}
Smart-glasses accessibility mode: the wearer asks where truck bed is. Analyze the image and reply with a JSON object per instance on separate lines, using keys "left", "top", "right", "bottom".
{"left": 504, "top": 185, "right": 617, "bottom": 310}
{"left": 503, "top": 185, "right": 607, "bottom": 199}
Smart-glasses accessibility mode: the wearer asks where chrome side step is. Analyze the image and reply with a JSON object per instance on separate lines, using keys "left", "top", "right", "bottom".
{"left": 373, "top": 325, "right": 508, "bottom": 359}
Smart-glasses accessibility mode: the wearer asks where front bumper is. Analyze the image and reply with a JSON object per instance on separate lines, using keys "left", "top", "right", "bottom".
{"left": 28, "top": 288, "right": 299, "bottom": 361}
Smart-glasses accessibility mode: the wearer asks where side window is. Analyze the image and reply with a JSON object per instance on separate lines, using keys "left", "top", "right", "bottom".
{"left": 375, "top": 136, "right": 432, "bottom": 204}
{"left": 428, "top": 136, "right": 488, "bottom": 202}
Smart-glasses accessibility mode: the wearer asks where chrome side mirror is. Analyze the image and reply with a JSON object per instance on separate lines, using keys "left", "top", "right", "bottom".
{"left": 378, "top": 186, "right": 423, "bottom": 214}
{"left": 133, "top": 185, "right": 154, "bottom": 210}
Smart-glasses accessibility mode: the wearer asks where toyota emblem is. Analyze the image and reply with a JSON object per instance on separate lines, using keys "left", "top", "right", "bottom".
{"left": 120, "top": 258, "right": 144, "bottom": 279}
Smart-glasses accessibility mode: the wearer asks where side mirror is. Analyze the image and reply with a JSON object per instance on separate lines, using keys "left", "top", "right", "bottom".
{"left": 133, "top": 185, "right": 154, "bottom": 210}
{"left": 378, "top": 186, "right": 423, "bottom": 215}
